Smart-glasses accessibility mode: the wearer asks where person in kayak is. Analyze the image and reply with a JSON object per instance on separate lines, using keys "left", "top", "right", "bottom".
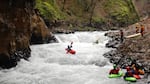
{"left": 130, "top": 59, "right": 145, "bottom": 75}
{"left": 124, "top": 66, "right": 134, "bottom": 79}
{"left": 131, "top": 64, "right": 139, "bottom": 75}
{"left": 109, "top": 64, "right": 120, "bottom": 74}
{"left": 66, "top": 42, "right": 73, "bottom": 53}
{"left": 131, "top": 63, "right": 145, "bottom": 75}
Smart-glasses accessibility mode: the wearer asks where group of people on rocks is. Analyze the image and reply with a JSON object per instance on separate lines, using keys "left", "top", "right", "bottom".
{"left": 109, "top": 59, "right": 145, "bottom": 80}
{"left": 119, "top": 23, "right": 145, "bottom": 43}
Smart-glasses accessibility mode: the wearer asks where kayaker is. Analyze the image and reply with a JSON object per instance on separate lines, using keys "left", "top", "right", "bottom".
{"left": 109, "top": 64, "right": 120, "bottom": 74}
{"left": 130, "top": 60, "right": 145, "bottom": 75}
{"left": 124, "top": 66, "right": 134, "bottom": 79}
{"left": 131, "top": 64, "right": 139, "bottom": 75}
{"left": 66, "top": 42, "right": 73, "bottom": 53}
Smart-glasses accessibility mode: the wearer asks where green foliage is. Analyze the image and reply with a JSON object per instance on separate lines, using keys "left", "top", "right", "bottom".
{"left": 35, "top": 0, "right": 140, "bottom": 29}
{"left": 92, "top": 17, "right": 105, "bottom": 23}
{"left": 110, "top": 6, "right": 129, "bottom": 24}
{"left": 104, "top": 0, "right": 139, "bottom": 26}
{"left": 35, "top": 0, "right": 65, "bottom": 20}
{"left": 76, "top": 26, "right": 97, "bottom": 31}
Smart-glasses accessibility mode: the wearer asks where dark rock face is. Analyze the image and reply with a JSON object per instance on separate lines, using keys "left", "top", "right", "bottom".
{"left": 105, "top": 31, "right": 121, "bottom": 48}
{"left": 0, "top": 0, "right": 54, "bottom": 68}
{"left": 0, "top": 0, "right": 34, "bottom": 68}
{"left": 30, "top": 14, "right": 56, "bottom": 44}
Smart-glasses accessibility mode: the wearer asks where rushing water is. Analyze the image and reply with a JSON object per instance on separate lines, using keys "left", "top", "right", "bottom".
{"left": 0, "top": 31, "right": 141, "bottom": 84}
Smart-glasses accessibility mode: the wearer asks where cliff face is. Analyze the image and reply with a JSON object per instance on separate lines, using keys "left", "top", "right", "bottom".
{"left": 36, "top": 0, "right": 139, "bottom": 30}
{"left": 0, "top": 0, "right": 53, "bottom": 68}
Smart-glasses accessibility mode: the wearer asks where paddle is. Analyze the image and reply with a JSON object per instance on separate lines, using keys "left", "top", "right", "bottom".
{"left": 114, "top": 54, "right": 125, "bottom": 68}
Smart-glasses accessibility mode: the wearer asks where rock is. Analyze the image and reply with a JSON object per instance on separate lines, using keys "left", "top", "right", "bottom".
{"left": 30, "top": 14, "right": 53, "bottom": 44}
{"left": 104, "top": 30, "right": 150, "bottom": 70}
{"left": 0, "top": 0, "right": 53, "bottom": 68}
{"left": 106, "top": 40, "right": 120, "bottom": 48}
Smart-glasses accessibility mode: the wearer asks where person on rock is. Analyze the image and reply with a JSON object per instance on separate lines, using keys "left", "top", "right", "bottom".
{"left": 120, "top": 29, "right": 124, "bottom": 43}
{"left": 109, "top": 64, "right": 120, "bottom": 74}
{"left": 135, "top": 23, "right": 140, "bottom": 33}
{"left": 140, "top": 24, "right": 145, "bottom": 37}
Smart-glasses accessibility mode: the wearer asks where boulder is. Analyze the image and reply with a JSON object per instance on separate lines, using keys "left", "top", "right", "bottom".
{"left": 0, "top": 0, "right": 54, "bottom": 68}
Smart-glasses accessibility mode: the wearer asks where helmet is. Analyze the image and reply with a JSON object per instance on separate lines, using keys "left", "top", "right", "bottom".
{"left": 126, "top": 66, "right": 130, "bottom": 71}
{"left": 113, "top": 64, "right": 117, "bottom": 69}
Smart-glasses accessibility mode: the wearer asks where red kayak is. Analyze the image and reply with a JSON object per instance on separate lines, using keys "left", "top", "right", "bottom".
{"left": 65, "top": 49, "right": 76, "bottom": 54}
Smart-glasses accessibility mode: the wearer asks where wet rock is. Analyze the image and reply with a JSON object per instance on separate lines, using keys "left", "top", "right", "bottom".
{"left": 48, "top": 35, "right": 58, "bottom": 43}
{"left": 30, "top": 14, "right": 53, "bottom": 44}
{"left": 104, "top": 31, "right": 120, "bottom": 38}
{"left": 106, "top": 40, "right": 120, "bottom": 48}
{"left": 105, "top": 31, "right": 122, "bottom": 48}
{"left": 0, "top": 0, "right": 53, "bottom": 68}
{"left": 104, "top": 29, "right": 150, "bottom": 73}
{"left": 53, "top": 28, "right": 75, "bottom": 34}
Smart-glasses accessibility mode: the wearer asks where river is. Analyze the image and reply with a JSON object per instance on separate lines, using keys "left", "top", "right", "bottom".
{"left": 0, "top": 31, "right": 142, "bottom": 84}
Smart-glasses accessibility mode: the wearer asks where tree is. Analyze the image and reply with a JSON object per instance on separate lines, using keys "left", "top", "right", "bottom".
{"left": 62, "top": 0, "right": 66, "bottom": 11}
{"left": 89, "top": 0, "right": 98, "bottom": 25}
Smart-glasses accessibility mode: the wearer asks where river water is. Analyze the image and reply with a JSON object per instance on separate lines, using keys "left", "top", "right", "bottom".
{"left": 0, "top": 31, "right": 142, "bottom": 84}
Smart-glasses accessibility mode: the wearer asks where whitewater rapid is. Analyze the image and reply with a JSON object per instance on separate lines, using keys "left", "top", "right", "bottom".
{"left": 0, "top": 31, "right": 131, "bottom": 84}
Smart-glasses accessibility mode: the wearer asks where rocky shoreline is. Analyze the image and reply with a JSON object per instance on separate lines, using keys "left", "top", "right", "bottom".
{"left": 103, "top": 29, "right": 150, "bottom": 83}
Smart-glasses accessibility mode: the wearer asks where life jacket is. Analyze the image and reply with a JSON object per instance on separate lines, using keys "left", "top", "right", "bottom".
{"left": 109, "top": 68, "right": 119, "bottom": 74}
{"left": 141, "top": 25, "right": 145, "bottom": 33}
{"left": 126, "top": 71, "right": 133, "bottom": 77}
{"left": 131, "top": 69, "right": 139, "bottom": 75}
{"left": 138, "top": 69, "right": 145, "bottom": 75}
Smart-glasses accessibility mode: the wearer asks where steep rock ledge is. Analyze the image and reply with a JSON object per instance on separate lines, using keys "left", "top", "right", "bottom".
{"left": 0, "top": 0, "right": 55, "bottom": 68}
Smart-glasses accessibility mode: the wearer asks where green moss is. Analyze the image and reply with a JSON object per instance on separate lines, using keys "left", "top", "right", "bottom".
{"left": 35, "top": 0, "right": 140, "bottom": 29}
{"left": 92, "top": 17, "right": 105, "bottom": 23}
{"left": 35, "top": 0, "right": 65, "bottom": 20}
{"left": 104, "top": 0, "right": 139, "bottom": 26}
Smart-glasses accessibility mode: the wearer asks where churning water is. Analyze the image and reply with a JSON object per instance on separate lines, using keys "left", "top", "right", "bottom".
{"left": 0, "top": 31, "right": 134, "bottom": 84}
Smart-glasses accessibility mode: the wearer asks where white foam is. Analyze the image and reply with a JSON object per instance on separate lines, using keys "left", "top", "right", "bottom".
{"left": 0, "top": 31, "right": 128, "bottom": 84}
